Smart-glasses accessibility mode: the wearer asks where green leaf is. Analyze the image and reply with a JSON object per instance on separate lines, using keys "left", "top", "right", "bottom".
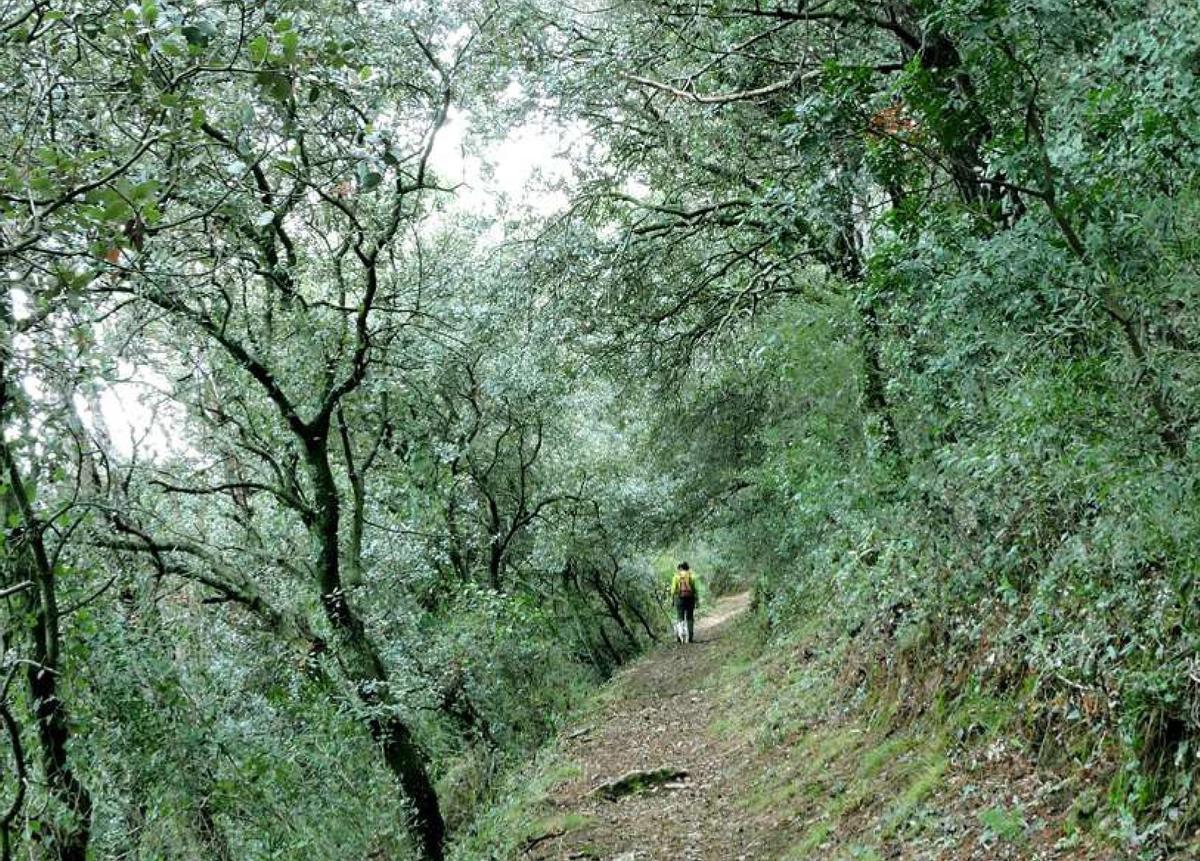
{"left": 157, "top": 35, "right": 185, "bottom": 57}
{"left": 100, "top": 194, "right": 133, "bottom": 223}
{"left": 248, "top": 34, "right": 269, "bottom": 64}
{"left": 356, "top": 162, "right": 382, "bottom": 190}
{"left": 255, "top": 70, "right": 292, "bottom": 102}
{"left": 36, "top": 145, "right": 63, "bottom": 167}
{"left": 29, "top": 171, "right": 55, "bottom": 194}
{"left": 281, "top": 30, "right": 299, "bottom": 62}
{"left": 181, "top": 20, "right": 217, "bottom": 49}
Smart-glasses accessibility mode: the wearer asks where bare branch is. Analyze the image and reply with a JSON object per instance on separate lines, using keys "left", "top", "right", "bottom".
{"left": 622, "top": 68, "right": 819, "bottom": 104}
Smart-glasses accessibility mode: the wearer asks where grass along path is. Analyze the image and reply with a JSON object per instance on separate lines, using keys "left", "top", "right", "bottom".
{"left": 456, "top": 593, "right": 1170, "bottom": 860}
{"left": 472, "top": 591, "right": 764, "bottom": 860}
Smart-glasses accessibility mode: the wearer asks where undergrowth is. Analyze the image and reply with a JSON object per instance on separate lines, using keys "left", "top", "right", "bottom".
{"left": 454, "top": 592, "right": 1200, "bottom": 860}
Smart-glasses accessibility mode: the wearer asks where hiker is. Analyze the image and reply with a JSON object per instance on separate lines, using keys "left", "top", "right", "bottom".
{"left": 670, "top": 562, "right": 698, "bottom": 643}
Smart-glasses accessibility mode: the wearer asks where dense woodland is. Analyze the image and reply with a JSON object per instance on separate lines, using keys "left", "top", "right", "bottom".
{"left": 1, "top": 0, "right": 1198, "bottom": 858}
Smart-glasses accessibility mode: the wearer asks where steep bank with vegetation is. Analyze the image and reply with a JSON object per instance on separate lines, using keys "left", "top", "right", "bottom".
{"left": 457, "top": 593, "right": 1195, "bottom": 860}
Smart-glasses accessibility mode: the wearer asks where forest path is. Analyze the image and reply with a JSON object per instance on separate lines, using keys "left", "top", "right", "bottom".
{"left": 496, "top": 590, "right": 1127, "bottom": 861}
{"left": 524, "top": 591, "right": 766, "bottom": 860}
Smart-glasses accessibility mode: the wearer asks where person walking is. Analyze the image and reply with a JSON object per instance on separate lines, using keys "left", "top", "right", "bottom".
{"left": 670, "top": 562, "right": 698, "bottom": 643}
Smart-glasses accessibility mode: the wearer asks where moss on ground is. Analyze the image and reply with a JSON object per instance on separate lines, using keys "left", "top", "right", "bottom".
{"left": 451, "top": 600, "right": 1150, "bottom": 860}
{"left": 447, "top": 750, "right": 584, "bottom": 860}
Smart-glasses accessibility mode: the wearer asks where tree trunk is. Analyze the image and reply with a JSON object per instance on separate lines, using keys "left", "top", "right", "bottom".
{"left": 859, "top": 301, "right": 904, "bottom": 464}
{"left": 371, "top": 715, "right": 447, "bottom": 860}
{"left": 1, "top": 295, "right": 92, "bottom": 861}
{"left": 303, "top": 422, "right": 446, "bottom": 860}
{"left": 13, "top": 534, "right": 93, "bottom": 861}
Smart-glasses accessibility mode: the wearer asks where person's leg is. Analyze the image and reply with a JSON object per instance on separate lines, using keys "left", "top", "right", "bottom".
{"left": 675, "top": 600, "right": 685, "bottom": 642}
{"left": 685, "top": 601, "right": 695, "bottom": 643}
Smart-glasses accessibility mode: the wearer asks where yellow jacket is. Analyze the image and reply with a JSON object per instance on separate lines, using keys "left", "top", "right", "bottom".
{"left": 670, "top": 570, "right": 697, "bottom": 602}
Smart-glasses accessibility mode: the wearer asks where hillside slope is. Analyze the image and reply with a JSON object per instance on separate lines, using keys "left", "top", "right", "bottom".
{"left": 455, "top": 594, "right": 1194, "bottom": 860}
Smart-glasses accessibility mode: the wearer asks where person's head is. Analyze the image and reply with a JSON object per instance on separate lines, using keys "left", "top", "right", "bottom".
{"left": 677, "top": 562, "right": 689, "bottom": 571}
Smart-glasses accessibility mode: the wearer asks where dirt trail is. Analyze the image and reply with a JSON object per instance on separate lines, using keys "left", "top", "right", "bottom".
{"left": 527, "top": 591, "right": 762, "bottom": 861}
{"left": 512, "top": 590, "right": 1138, "bottom": 861}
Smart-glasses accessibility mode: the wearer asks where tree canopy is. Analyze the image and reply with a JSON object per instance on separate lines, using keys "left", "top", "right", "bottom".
{"left": 2, "top": 0, "right": 1199, "bottom": 858}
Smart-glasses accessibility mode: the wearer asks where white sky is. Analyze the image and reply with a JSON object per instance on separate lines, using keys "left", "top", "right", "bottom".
{"left": 429, "top": 105, "right": 578, "bottom": 223}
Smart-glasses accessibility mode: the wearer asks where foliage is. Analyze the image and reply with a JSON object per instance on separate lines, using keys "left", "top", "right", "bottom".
{"left": 2, "top": 0, "right": 1199, "bottom": 857}
{"left": 522, "top": 0, "right": 1200, "bottom": 852}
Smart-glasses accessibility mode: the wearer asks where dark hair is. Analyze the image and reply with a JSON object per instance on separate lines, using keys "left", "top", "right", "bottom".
{"left": 677, "top": 562, "right": 689, "bottom": 570}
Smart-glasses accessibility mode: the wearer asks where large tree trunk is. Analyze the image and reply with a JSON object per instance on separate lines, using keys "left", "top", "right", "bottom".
{"left": 4, "top": 502, "right": 93, "bottom": 861}
{"left": 25, "top": 652, "right": 92, "bottom": 861}
{"left": 1, "top": 296, "right": 92, "bottom": 861}
{"left": 371, "top": 715, "right": 446, "bottom": 860}
{"left": 304, "top": 422, "right": 446, "bottom": 860}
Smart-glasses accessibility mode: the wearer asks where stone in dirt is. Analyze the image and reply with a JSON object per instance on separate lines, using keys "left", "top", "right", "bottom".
{"left": 593, "top": 766, "right": 690, "bottom": 800}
